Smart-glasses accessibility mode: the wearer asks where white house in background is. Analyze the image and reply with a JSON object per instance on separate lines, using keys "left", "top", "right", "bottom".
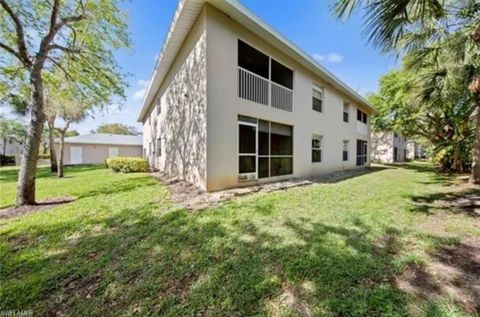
{"left": 407, "top": 141, "right": 426, "bottom": 160}
{"left": 138, "top": 0, "right": 376, "bottom": 191}
{"left": 372, "top": 131, "right": 409, "bottom": 163}
{"left": 55, "top": 134, "right": 142, "bottom": 165}
{"left": 2, "top": 137, "right": 23, "bottom": 155}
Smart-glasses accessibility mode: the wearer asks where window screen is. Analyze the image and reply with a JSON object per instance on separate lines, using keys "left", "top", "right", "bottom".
{"left": 271, "top": 59, "right": 293, "bottom": 89}
{"left": 238, "top": 40, "right": 269, "bottom": 79}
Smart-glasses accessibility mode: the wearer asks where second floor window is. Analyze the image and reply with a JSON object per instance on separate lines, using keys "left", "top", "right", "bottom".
{"left": 312, "top": 86, "right": 323, "bottom": 113}
{"left": 343, "top": 102, "right": 349, "bottom": 122}
{"left": 357, "top": 109, "right": 367, "bottom": 124}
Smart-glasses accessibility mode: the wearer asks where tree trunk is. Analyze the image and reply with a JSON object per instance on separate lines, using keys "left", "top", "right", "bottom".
{"left": 452, "top": 143, "right": 462, "bottom": 173}
{"left": 2, "top": 137, "right": 6, "bottom": 155}
{"left": 469, "top": 25, "right": 480, "bottom": 183}
{"left": 16, "top": 70, "right": 46, "bottom": 206}
{"left": 57, "top": 125, "right": 69, "bottom": 178}
{"left": 48, "top": 116, "right": 58, "bottom": 173}
{"left": 470, "top": 93, "right": 480, "bottom": 184}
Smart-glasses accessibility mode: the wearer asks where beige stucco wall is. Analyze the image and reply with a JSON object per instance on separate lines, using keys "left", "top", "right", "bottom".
{"left": 372, "top": 131, "right": 394, "bottom": 163}
{"left": 204, "top": 5, "right": 372, "bottom": 191}
{"left": 372, "top": 131, "right": 407, "bottom": 163}
{"left": 143, "top": 8, "right": 208, "bottom": 189}
{"left": 56, "top": 143, "right": 142, "bottom": 165}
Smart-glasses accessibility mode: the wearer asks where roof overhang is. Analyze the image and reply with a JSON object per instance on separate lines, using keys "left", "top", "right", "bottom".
{"left": 137, "top": 0, "right": 377, "bottom": 122}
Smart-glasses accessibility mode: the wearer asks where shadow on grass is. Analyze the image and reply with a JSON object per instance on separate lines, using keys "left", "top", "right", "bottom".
{"left": 307, "top": 165, "right": 392, "bottom": 184}
{"left": 0, "top": 207, "right": 407, "bottom": 316}
{"left": 76, "top": 176, "right": 158, "bottom": 199}
{"left": 384, "top": 162, "right": 457, "bottom": 186}
{"left": 409, "top": 188, "right": 480, "bottom": 218}
{"left": 4, "top": 198, "right": 473, "bottom": 316}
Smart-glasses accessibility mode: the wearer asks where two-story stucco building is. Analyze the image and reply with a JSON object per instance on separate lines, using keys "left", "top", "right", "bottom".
{"left": 372, "top": 131, "right": 408, "bottom": 163}
{"left": 138, "top": 0, "right": 376, "bottom": 191}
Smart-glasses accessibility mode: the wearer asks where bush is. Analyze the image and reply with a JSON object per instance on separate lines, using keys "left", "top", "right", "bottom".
{"left": 106, "top": 157, "right": 148, "bottom": 173}
{"left": 0, "top": 154, "right": 15, "bottom": 166}
{"left": 38, "top": 154, "right": 50, "bottom": 160}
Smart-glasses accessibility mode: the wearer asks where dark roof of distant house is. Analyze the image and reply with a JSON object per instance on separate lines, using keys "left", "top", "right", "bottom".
{"left": 56, "top": 133, "right": 143, "bottom": 146}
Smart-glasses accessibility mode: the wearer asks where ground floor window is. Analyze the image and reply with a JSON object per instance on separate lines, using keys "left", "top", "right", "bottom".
{"left": 238, "top": 115, "right": 293, "bottom": 179}
{"left": 312, "top": 135, "right": 322, "bottom": 163}
{"left": 342, "top": 140, "right": 349, "bottom": 161}
{"left": 356, "top": 139, "right": 368, "bottom": 166}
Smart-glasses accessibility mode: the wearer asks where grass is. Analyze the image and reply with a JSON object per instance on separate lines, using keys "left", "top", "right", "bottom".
{"left": 0, "top": 162, "right": 478, "bottom": 316}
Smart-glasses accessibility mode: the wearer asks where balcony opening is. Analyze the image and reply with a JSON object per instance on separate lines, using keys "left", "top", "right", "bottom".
{"left": 237, "top": 40, "right": 293, "bottom": 112}
{"left": 238, "top": 40, "right": 269, "bottom": 78}
{"left": 271, "top": 59, "right": 293, "bottom": 89}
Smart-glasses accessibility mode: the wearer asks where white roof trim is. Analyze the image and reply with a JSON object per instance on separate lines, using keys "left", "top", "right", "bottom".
{"left": 138, "top": 0, "right": 376, "bottom": 122}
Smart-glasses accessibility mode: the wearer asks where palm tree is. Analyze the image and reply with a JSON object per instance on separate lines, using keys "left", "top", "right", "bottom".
{"left": 332, "top": 0, "right": 480, "bottom": 182}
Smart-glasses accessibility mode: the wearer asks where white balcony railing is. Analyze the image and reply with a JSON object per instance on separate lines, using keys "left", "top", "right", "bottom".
{"left": 271, "top": 81, "right": 293, "bottom": 112}
{"left": 238, "top": 67, "right": 293, "bottom": 112}
{"left": 238, "top": 67, "right": 269, "bottom": 106}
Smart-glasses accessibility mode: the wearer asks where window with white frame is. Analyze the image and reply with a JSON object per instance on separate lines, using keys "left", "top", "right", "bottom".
{"left": 343, "top": 102, "right": 349, "bottom": 122}
{"left": 312, "top": 136, "right": 323, "bottom": 163}
{"left": 342, "top": 140, "right": 349, "bottom": 161}
{"left": 312, "top": 85, "right": 323, "bottom": 113}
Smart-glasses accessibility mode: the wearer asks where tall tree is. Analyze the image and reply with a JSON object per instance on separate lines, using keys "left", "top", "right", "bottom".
{"left": 0, "top": 0, "right": 130, "bottom": 206}
{"left": 332, "top": 0, "right": 480, "bottom": 181}
{"left": 93, "top": 123, "right": 139, "bottom": 135}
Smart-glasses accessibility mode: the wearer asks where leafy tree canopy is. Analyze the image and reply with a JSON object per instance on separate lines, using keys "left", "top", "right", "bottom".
{"left": 94, "top": 123, "right": 139, "bottom": 135}
{"left": 0, "top": 117, "right": 27, "bottom": 142}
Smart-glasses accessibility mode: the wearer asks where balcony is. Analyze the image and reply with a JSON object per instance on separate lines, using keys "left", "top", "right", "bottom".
{"left": 238, "top": 67, "right": 293, "bottom": 112}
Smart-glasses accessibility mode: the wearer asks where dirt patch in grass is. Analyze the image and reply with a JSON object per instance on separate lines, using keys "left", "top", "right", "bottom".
{"left": 0, "top": 197, "right": 75, "bottom": 220}
{"left": 396, "top": 236, "right": 480, "bottom": 313}
{"left": 152, "top": 167, "right": 381, "bottom": 210}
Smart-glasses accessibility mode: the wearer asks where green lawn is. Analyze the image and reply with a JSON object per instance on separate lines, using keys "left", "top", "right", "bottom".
{"left": 0, "top": 163, "right": 478, "bottom": 316}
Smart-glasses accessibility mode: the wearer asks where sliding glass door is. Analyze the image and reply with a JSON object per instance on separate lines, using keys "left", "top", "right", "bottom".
{"left": 238, "top": 115, "right": 293, "bottom": 180}
{"left": 356, "top": 139, "right": 368, "bottom": 166}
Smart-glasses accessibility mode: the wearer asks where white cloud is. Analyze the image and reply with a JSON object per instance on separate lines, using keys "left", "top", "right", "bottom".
{"left": 132, "top": 88, "right": 147, "bottom": 100}
{"left": 326, "top": 53, "right": 343, "bottom": 63}
{"left": 312, "top": 52, "right": 344, "bottom": 63}
{"left": 137, "top": 79, "right": 149, "bottom": 88}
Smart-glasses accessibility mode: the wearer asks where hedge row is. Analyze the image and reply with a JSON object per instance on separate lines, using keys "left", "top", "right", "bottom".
{"left": 0, "top": 154, "right": 15, "bottom": 166}
{"left": 106, "top": 157, "right": 148, "bottom": 173}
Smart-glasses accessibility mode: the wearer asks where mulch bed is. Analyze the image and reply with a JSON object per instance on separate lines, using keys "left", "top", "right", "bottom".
{"left": 0, "top": 197, "right": 75, "bottom": 220}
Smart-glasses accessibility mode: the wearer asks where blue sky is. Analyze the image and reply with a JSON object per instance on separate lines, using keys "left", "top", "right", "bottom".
{"left": 5, "top": 0, "right": 398, "bottom": 134}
